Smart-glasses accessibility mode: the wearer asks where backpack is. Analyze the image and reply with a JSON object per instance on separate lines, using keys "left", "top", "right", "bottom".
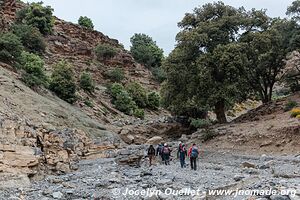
{"left": 148, "top": 147, "right": 155, "bottom": 155}
{"left": 191, "top": 147, "right": 199, "bottom": 158}
{"left": 162, "top": 147, "right": 170, "bottom": 154}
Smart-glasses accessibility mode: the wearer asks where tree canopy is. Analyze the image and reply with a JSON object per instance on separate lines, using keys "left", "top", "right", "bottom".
{"left": 162, "top": 1, "right": 299, "bottom": 123}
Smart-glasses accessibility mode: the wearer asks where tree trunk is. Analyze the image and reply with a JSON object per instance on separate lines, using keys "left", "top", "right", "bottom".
{"left": 214, "top": 99, "right": 227, "bottom": 124}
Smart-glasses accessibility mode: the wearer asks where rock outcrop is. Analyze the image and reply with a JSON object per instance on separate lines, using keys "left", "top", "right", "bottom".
{"left": 0, "top": 115, "right": 92, "bottom": 188}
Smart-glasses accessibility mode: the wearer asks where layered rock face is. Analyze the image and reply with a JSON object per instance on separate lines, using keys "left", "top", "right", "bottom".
{"left": 0, "top": 115, "right": 92, "bottom": 188}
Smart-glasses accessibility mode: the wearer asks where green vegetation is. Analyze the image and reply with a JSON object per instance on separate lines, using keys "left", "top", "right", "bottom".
{"left": 107, "top": 82, "right": 159, "bottom": 117}
{"left": 126, "top": 82, "right": 148, "bottom": 108}
{"left": 130, "top": 33, "right": 165, "bottom": 83}
{"left": 0, "top": 32, "right": 23, "bottom": 64}
{"left": 107, "top": 83, "right": 125, "bottom": 100}
{"left": 133, "top": 108, "right": 145, "bottom": 119}
{"left": 80, "top": 72, "right": 95, "bottom": 93}
{"left": 284, "top": 100, "right": 298, "bottom": 111}
{"left": 84, "top": 99, "right": 94, "bottom": 108}
{"left": 95, "top": 44, "right": 117, "bottom": 60}
{"left": 114, "top": 90, "right": 137, "bottom": 115}
{"left": 147, "top": 92, "right": 160, "bottom": 110}
{"left": 16, "top": 2, "right": 54, "bottom": 35}
{"left": 12, "top": 24, "right": 46, "bottom": 54}
{"left": 78, "top": 16, "right": 94, "bottom": 30}
{"left": 190, "top": 119, "right": 212, "bottom": 129}
{"left": 105, "top": 68, "right": 125, "bottom": 82}
{"left": 20, "top": 51, "right": 47, "bottom": 88}
{"left": 162, "top": 1, "right": 300, "bottom": 123}
{"left": 130, "top": 33, "right": 164, "bottom": 69}
{"left": 49, "top": 61, "right": 77, "bottom": 104}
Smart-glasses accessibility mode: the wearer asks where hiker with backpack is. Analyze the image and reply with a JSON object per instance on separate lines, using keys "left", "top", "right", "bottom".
{"left": 188, "top": 143, "right": 199, "bottom": 170}
{"left": 162, "top": 143, "right": 171, "bottom": 165}
{"left": 147, "top": 145, "right": 156, "bottom": 166}
{"left": 156, "top": 143, "right": 164, "bottom": 162}
{"left": 177, "top": 143, "right": 187, "bottom": 168}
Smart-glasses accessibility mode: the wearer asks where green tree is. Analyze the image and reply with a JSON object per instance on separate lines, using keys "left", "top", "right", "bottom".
{"left": 80, "top": 72, "right": 95, "bottom": 93}
{"left": 240, "top": 20, "right": 288, "bottom": 103}
{"left": 147, "top": 92, "right": 160, "bottom": 110}
{"left": 78, "top": 16, "right": 94, "bottom": 30}
{"left": 126, "top": 82, "right": 148, "bottom": 108}
{"left": 130, "top": 33, "right": 164, "bottom": 69}
{"left": 16, "top": 2, "right": 54, "bottom": 35}
{"left": 0, "top": 32, "right": 23, "bottom": 64}
{"left": 114, "top": 91, "right": 137, "bottom": 115}
{"left": 20, "top": 51, "right": 47, "bottom": 88}
{"left": 163, "top": 2, "right": 249, "bottom": 123}
{"left": 94, "top": 44, "right": 117, "bottom": 60}
{"left": 12, "top": 24, "right": 46, "bottom": 54}
{"left": 49, "top": 60, "right": 77, "bottom": 103}
{"left": 287, "top": 0, "right": 300, "bottom": 21}
{"left": 105, "top": 68, "right": 125, "bottom": 82}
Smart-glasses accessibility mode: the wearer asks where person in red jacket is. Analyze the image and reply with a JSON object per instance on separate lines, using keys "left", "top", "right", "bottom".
{"left": 188, "top": 143, "right": 199, "bottom": 170}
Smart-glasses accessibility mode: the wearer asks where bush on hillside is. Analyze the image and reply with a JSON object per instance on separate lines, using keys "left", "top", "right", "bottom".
{"left": 151, "top": 67, "right": 166, "bottom": 83}
{"left": 133, "top": 108, "right": 145, "bottom": 119}
{"left": 49, "top": 60, "right": 77, "bottom": 103}
{"left": 190, "top": 118, "right": 212, "bottom": 129}
{"left": 78, "top": 16, "right": 94, "bottom": 30}
{"left": 126, "top": 82, "right": 148, "bottom": 108}
{"left": 107, "top": 83, "right": 125, "bottom": 100}
{"left": 114, "top": 91, "right": 137, "bottom": 115}
{"left": 12, "top": 24, "right": 46, "bottom": 54}
{"left": 20, "top": 51, "right": 47, "bottom": 88}
{"left": 80, "top": 72, "right": 95, "bottom": 93}
{"left": 0, "top": 32, "right": 23, "bottom": 64}
{"left": 284, "top": 100, "right": 298, "bottom": 112}
{"left": 95, "top": 44, "right": 117, "bottom": 60}
{"left": 16, "top": 2, "right": 54, "bottom": 35}
{"left": 105, "top": 68, "right": 125, "bottom": 82}
{"left": 147, "top": 92, "right": 160, "bottom": 110}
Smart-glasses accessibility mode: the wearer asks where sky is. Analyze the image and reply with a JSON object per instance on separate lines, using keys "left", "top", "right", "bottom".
{"left": 24, "top": 0, "right": 294, "bottom": 55}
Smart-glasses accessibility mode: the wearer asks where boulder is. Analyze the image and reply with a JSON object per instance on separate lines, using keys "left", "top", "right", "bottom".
{"left": 241, "top": 161, "right": 256, "bottom": 168}
{"left": 146, "top": 136, "right": 163, "bottom": 145}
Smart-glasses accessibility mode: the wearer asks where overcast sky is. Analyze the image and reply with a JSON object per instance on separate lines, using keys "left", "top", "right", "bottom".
{"left": 24, "top": 0, "right": 294, "bottom": 55}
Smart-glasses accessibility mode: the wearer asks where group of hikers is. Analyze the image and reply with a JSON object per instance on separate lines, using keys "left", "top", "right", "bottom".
{"left": 147, "top": 142, "right": 199, "bottom": 170}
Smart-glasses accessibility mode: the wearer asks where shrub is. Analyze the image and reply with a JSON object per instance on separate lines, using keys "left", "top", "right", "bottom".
{"left": 147, "top": 92, "right": 160, "bottom": 110}
{"left": 151, "top": 67, "right": 166, "bottom": 83}
{"left": 190, "top": 118, "right": 212, "bottom": 129}
{"left": 133, "top": 108, "right": 145, "bottom": 119}
{"left": 84, "top": 99, "right": 94, "bottom": 107}
{"left": 20, "top": 51, "right": 47, "bottom": 87}
{"left": 12, "top": 24, "right": 46, "bottom": 54}
{"left": 95, "top": 44, "right": 117, "bottom": 60}
{"left": 78, "top": 16, "right": 94, "bottom": 30}
{"left": 16, "top": 2, "right": 54, "bottom": 35}
{"left": 284, "top": 100, "right": 298, "bottom": 112}
{"left": 0, "top": 32, "right": 23, "bottom": 63}
{"left": 296, "top": 115, "right": 300, "bottom": 119}
{"left": 107, "top": 83, "right": 125, "bottom": 100}
{"left": 201, "top": 129, "right": 216, "bottom": 142}
{"left": 114, "top": 91, "right": 137, "bottom": 115}
{"left": 49, "top": 60, "right": 77, "bottom": 103}
{"left": 105, "top": 68, "right": 125, "bottom": 82}
{"left": 126, "top": 82, "right": 148, "bottom": 108}
{"left": 130, "top": 33, "right": 164, "bottom": 69}
{"left": 80, "top": 72, "right": 95, "bottom": 93}
{"left": 291, "top": 108, "right": 300, "bottom": 118}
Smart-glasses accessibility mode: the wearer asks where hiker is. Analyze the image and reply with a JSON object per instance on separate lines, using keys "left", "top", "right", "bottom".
{"left": 188, "top": 143, "right": 199, "bottom": 170}
{"left": 156, "top": 143, "right": 164, "bottom": 162}
{"left": 162, "top": 143, "right": 171, "bottom": 165}
{"left": 147, "top": 145, "right": 156, "bottom": 166}
{"left": 177, "top": 143, "right": 187, "bottom": 168}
